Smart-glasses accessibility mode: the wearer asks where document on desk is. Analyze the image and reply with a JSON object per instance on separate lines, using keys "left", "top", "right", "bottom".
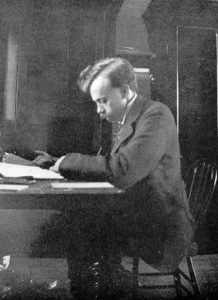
{"left": 0, "top": 163, "right": 64, "bottom": 180}
{"left": 51, "top": 182, "right": 115, "bottom": 189}
{"left": 0, "top": 184, "right": 29, "bottom": 191}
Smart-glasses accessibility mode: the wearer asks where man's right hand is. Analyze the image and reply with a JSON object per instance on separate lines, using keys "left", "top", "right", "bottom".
{"left": 32, "top": 150, "right": 57, "bottom": 169}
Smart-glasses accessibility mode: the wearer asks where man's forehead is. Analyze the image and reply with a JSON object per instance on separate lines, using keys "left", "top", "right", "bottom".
{"left": 90, "top": 75, "right": 111, "bottom": 93}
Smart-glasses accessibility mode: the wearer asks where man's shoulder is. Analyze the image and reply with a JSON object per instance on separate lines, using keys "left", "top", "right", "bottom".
{"left": 138, "top": 96, "right": 173, "bottom": 116}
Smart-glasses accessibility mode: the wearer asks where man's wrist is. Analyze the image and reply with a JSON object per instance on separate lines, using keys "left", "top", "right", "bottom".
{"left": 49, "top": 156, "right": 66, "bottom": 172}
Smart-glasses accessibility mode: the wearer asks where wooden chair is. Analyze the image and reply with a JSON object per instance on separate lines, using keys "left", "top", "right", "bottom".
{"left": 132, "top": 158, "right": 218, "bottom": 299}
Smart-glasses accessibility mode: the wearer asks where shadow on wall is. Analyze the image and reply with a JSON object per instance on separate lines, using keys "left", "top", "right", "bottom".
{"left": 47, "top": 115, "right": 94, "bottom": 157}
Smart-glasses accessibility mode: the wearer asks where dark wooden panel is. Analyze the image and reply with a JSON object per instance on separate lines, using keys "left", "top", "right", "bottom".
{"left": 0, "top": 0, "right": 122, "bottom": 157}
{"left": 178, "top": 27, "right": 217, "bottom": 165}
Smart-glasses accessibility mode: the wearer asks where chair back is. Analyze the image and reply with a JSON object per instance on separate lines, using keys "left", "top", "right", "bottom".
{"left": 184, "top": 158, "right": 217, "bottom": 233}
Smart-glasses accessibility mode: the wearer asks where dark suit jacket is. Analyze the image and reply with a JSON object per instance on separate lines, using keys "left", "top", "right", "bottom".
{"left": 59, "top": 95, "right": 193, "bottom": 270}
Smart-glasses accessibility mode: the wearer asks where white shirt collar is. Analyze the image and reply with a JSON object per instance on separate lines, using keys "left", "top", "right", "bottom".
{"left": 120, "top": 93, "right": 137, "bottom": 126}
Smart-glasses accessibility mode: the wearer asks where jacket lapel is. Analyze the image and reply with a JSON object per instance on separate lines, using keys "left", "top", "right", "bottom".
{"left": 111, "top": 95, "right": 149, "bottom": 155}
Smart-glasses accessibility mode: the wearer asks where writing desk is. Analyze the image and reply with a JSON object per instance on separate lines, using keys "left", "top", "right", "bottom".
{"left": 0, "top": 180, "right": 127, "bottom": 297}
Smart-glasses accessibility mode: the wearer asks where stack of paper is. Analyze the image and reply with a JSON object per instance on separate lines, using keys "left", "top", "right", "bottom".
{"left": 0, "top": 184, "right": 29, "bottom": 190}
{"left": 0, "top": 163, "right": 64, "bottom": 180}
{"left": 51, "top": 182, "right": 114, "bottom": 189}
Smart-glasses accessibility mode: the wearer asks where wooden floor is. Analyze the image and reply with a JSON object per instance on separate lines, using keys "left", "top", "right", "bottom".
{"left": 1, "top": 254, "right": 218, "bottom": 299}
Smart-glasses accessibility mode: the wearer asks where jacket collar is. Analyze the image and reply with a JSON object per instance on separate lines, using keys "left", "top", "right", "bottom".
{"left": 111, "top": 95, "right": 151, "bottom": 154}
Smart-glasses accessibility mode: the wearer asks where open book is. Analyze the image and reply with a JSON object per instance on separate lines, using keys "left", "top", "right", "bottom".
{"left": 2, "top": 153, "right": 34, "bottom": 166}
{"left": 0, "top": 163, "right": 64, "bottom": 180}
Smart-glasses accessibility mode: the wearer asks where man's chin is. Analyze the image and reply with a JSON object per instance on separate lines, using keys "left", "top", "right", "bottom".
{"left": 100, "top": 115, "right": 109, "bottom": 121}
{"left": 106, "top": 117, "right": 114, "bottom": 122}
{"left": 100, "top": 115, "right": 113, "bottom": 122}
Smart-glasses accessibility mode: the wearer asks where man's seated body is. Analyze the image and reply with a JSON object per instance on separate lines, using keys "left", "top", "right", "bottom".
{"left": 19, "top": 58, "right": 193, "bottom": 299}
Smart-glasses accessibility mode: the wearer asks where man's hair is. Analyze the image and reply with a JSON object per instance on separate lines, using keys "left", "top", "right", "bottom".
{"left": 78, "top": 57, "right": 138, "bottom": 94}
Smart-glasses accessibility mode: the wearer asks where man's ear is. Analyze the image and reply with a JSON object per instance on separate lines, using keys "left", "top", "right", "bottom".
{"left": 120, "top": 84, "right": 129, "bottom": 98}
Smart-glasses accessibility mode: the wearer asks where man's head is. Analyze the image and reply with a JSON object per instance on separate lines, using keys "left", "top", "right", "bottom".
{"left": 78, "top": 57, "right": 137, "bottom": 122}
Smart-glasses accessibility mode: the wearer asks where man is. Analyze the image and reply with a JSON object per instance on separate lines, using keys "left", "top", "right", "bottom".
{"left": 33, "top": 57, "right": 193, "bottom": 299}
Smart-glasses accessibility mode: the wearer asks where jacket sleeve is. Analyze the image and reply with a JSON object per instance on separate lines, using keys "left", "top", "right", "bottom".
{"left": 59, "top": 104, "right": 174, "bottom": 188}
{"left": 59, "top": 152, "right": 111, "bottom": 181}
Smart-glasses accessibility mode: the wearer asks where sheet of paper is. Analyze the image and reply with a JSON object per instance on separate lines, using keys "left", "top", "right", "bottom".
{"left": 0, "top": 184, "right": 29, "bottom": 190}
{"left": 0, "top": 163, "right": 64, "bottom": 180}
{"left": 51, "top": 182, "right": 115, "bottom": 189}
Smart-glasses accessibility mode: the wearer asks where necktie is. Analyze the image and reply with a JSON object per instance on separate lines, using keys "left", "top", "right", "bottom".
{"left": 111, "top": 122, "right": 123, "bottom": 150}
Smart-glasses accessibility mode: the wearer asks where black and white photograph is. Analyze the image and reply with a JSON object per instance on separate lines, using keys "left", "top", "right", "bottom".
{"left": 0, "top": 0, "right": 217, "bottom": 299}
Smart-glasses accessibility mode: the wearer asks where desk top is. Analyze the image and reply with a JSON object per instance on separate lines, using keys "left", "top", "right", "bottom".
{"left": 0, "top": 180, "right": 124, "bottom": 210}
{"left": 0, "top": 180, "right": 123, "bottom": 195}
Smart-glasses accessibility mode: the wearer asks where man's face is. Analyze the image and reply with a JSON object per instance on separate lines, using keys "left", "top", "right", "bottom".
{"left": 90, "top": 75, "right": 127, "bottom": 122}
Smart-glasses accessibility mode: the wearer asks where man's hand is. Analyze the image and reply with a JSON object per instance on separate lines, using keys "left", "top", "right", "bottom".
{"left": 32, "top": 150, "right": 57, "bottom": 169}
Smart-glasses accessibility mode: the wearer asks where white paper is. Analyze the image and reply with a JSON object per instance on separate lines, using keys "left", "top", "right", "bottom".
{"left": 0, "top": 184, "right": 29, "bottom": 190}
{"left": 51, "top": 182, "right": 115, "bottom": 189}
{"left": 0, "top": 163, "right": 64, "bottom": 180}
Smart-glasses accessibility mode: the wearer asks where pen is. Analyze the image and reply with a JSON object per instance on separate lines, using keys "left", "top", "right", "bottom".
{"left": 97, "top": 147, "right": 102, "bottom": 156}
